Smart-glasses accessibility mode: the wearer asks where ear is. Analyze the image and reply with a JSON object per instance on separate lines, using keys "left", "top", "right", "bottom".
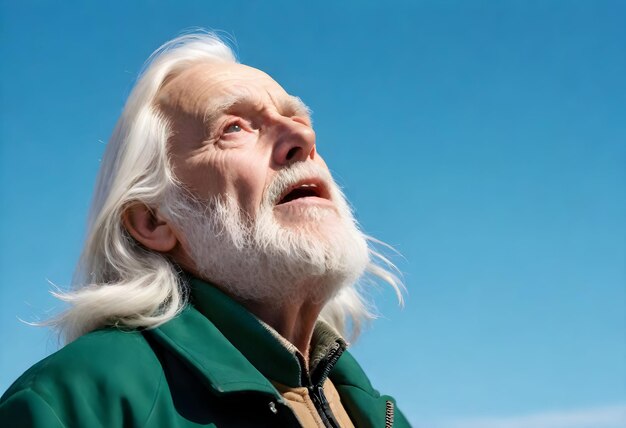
{"left": 122, "top": 204, "right": 178, "bottom": 253}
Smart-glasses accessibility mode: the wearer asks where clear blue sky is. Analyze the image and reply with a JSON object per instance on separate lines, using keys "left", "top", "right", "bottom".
{"left": 1, "top": 1, "right": 624, "bottom": 427}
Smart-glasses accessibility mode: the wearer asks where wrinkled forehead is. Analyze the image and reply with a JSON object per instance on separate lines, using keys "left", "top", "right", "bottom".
{"left": 155, "top": 62, "right": 309, "bottom": 121}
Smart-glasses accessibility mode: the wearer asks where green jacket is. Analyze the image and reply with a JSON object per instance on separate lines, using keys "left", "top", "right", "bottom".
{"left": 1, "top": 279, "right": 410, "bottom": 427}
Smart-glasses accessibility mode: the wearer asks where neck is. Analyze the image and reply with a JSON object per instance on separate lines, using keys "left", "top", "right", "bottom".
{"left": 181, "top": 261, "right": 330, "bottom": 364}
{"left": 243, "top": 295, "right": 324, "bottom": 364}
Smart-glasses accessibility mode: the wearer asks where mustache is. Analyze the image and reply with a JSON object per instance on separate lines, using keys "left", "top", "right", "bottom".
{"left": 262, "top": 162, "right": 333, "bottom": 207}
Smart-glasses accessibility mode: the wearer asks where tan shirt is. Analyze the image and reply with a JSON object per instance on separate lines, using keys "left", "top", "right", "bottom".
{"left": 272, "top": 378, "right": 355, "bottom": 428}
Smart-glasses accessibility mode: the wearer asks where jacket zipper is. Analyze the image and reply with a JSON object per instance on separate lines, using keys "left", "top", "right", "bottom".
{"left": 308, "top": 342, "right": 344, "bottom": 428}
{"left": 385, "top": 400, "right": 395, "bottom": 428}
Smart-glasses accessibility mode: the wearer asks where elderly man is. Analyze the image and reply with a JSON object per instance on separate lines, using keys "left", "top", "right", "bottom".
{"left": 0, "top": 33, "right": 408, "bottom": 427}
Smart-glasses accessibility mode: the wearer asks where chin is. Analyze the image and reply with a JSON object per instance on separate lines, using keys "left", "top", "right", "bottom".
{"left": 251, "top": 207, "right": 369, "bottom": 302}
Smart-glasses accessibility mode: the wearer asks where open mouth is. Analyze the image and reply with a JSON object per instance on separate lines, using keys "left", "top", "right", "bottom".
{"left": 276, "top": 179, "right": 331, "bottom": 205}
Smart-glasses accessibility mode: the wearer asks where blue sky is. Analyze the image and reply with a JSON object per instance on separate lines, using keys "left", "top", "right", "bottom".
{"left": 1, "top": 1, "right": 624, "bottom": 426}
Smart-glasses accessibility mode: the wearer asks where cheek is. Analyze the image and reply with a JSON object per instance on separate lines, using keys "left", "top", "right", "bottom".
{"left": 213, "top": 150, "right": 271, "bottom": 215}
{"left": 170, "top": 137, "right": 272, "bottom": 214}
{"left": 171, "top": 150, "right": 227, "bottom": 200}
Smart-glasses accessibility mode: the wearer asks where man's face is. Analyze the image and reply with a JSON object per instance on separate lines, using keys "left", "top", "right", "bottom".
{"left": 158, "top": 62, "right": 335, "bottom": 226}
{"left": 156, "top": 62, "right": 369, "bottom": 303}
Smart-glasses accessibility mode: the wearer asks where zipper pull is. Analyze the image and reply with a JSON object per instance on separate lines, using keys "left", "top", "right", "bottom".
{"left": 317, "top": 385, "right": 328, "bottom": 406}
{"left": 309, "top": 384, "right": 340, "bottom": 428}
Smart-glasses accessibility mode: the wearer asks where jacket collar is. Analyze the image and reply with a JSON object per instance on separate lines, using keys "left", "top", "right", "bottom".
{"left": 146, "top": 277, "right": 392, "bottom": 426}
{"left": 148, "top": 277, "right": 346, "bottom": 394}
{"left": 148, "top": 296, "right": 278, "bottom": 397}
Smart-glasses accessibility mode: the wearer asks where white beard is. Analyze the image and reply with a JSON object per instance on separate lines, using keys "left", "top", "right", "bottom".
{"left": 163, "top": 162, "right": 369, "bottom": 306}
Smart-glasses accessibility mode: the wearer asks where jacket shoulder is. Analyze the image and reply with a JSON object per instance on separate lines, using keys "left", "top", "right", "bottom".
{"left": 1, "top": 328, "right": 164, "bottom": 427}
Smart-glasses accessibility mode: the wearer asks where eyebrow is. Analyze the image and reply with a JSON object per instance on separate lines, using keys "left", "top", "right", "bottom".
{"left": 203, "top": 94, "right": 312, "bottom": 126}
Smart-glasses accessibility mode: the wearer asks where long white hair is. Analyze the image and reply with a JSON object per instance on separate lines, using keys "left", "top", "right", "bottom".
{"left": 51, "top": 32, "right": 403, "bottom": 344}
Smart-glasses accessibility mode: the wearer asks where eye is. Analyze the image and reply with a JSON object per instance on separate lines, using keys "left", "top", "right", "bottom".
{"left": 224, "top": 123, "right": 243, "bottom": 134}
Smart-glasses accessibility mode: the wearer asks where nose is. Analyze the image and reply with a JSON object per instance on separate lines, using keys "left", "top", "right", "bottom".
{"left": 270, "top": 116, "right": 316, "bottom": 167}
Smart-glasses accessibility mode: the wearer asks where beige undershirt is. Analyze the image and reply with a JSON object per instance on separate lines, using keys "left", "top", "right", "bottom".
{"left": 271, "top": 378, "right": 355, "bottom": 428}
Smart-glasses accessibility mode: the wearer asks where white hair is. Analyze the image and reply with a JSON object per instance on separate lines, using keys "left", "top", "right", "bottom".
{"left": 50, "top": 32, "right": 403, "bottom": 344}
